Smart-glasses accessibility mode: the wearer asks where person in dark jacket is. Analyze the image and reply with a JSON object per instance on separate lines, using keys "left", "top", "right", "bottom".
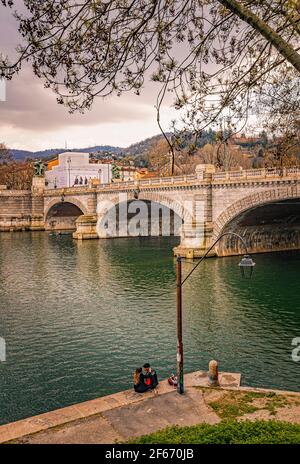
{"left": 143, "top": 363, "right": 158, "bottom": 389}
{"left": 133, "top": 368, "right": 150, "bottom": 393}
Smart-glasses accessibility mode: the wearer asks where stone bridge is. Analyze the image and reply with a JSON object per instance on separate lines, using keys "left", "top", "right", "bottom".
{"left": 1, "top": 165, "right": 300, "bottom": 257}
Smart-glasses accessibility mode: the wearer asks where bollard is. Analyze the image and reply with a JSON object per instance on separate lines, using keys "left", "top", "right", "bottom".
{"left": 208, "top": 360, "right": 219, "bottom": 387}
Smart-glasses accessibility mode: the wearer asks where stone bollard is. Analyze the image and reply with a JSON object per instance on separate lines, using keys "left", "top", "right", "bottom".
{"left": 208, "top": 360, "right": 219, "bottom": 387}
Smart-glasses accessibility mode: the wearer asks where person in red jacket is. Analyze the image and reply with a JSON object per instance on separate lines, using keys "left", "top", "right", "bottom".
{"left": 143, "top": 363, "right": 158, "bottom": 389}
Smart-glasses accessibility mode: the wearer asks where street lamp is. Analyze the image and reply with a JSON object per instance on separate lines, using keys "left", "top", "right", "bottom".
{"left": 176, "top": 231, "right": 255, "bottom": 395}
{"left": 67, "top": 157, "right": 71, "bottom": 187}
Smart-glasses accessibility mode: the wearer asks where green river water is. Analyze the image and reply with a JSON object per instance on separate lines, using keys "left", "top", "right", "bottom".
{"left": 0, "top": 232, "right": 299, "bottom": 425}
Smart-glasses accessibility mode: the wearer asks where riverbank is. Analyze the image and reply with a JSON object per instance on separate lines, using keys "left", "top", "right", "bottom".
{"left": 1, "top": 370, "right": 300, "bottom": 444}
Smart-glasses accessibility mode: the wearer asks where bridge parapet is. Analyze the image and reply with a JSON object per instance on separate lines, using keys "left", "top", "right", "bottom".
{"left": 45, "top": 167, "right": 300, "bottom": 195}
{"left": 212, "top": 167, "right": 300, "bottom": 182}
{"left": 45, "top": 186, "right": 93, "bottom": 196}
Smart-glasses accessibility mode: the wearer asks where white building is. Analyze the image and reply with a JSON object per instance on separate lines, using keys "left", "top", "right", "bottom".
{"left": 45, "top": 152, "right": 112, "bottom": 189}
{"left": 119, "top": 166, "right": 137, "bottom": 182}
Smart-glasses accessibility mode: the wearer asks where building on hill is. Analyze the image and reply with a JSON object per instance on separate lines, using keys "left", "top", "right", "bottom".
{"left": 119, "top": 166, "right": 136, "bottom": 182}
{"left": 45, "top": 152, "right": 112, "bottom": 189}
{"left": 135, "top": 168, "right": 159, "bottom": 179}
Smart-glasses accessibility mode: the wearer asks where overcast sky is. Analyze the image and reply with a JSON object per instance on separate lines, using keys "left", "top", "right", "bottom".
{"left": 0, "top": 3, "right": 176, "bottom": 151}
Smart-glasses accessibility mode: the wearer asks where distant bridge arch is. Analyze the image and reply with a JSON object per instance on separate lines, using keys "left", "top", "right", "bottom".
{"left": 212, "top": 186, "right": 300, "bottom": 255}
{"left": 96, "top": 190, "right": 193, "bottom": 238}
{"left": 44, "top": 197, "right": 87, "bottom": 231}
{"left": 97, "top": 190, "right": 193, "bottom": 223}
{"left": 213, "top": 186, "right": 300, "bottom": 242}
{"left": 44, "top": 196, "right": 88, "bottom": 220}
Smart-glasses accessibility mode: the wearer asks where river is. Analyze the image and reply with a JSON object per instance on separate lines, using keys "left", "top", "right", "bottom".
{"left": 0, "top": 232, "right": 299, "bottom": 425}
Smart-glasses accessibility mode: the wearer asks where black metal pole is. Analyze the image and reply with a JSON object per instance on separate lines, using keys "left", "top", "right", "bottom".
{"left": 176, "top": 256, "right": 184, "bottom": 394}
{"left": 175, "top": 231, "right": 251, "bottom": 395}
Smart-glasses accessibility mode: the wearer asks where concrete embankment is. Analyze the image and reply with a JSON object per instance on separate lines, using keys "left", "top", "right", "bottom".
{"left": 0, "top": 370, "right": 240, "bottom": 444}
{"left": 1, "top": 370, "right": 300, "bottom": 444}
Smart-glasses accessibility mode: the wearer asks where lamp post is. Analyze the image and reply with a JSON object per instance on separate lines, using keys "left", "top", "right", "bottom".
{"left": 67, "top": 157, "right": 71, "bottom": 187}
{"left": 176, "top": 231, "right": 255, "bottom": 395}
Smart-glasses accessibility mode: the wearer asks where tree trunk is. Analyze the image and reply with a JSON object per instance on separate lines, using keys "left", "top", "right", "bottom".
{"left": 218, "top": 0, "right": 300, "bottom": 73}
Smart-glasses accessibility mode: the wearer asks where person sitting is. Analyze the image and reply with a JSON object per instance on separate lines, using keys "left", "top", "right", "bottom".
{"left": 133, "top": 367, "right": 150, "bottom": 393}
{"left": 143, "top": 363, "right": 158, "bottom": 389}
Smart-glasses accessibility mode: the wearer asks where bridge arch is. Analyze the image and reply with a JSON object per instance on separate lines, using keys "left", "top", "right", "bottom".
{"left": 99, "top": 191, "right": 193, "bottom": 223}
{"left": 44, "top": 196, "right": 88, "bottom": 219}
{"left": 45, "top": 197, "right": 88, "bottom": 231}
{"left": 212, "top": 186, "right": 300, "bottom": 255}
{"left": 96, "top": 191, "right": 191, "bottom": 238}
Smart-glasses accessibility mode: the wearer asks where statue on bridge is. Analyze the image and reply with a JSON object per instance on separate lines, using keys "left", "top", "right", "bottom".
{"left": 33, "top": 159, "right": 45, "bottom": 177}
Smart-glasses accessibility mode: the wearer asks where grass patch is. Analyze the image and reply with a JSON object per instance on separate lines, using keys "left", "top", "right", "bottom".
{"left": 264, "top": 394, "right": 289, "bottom": 416}
{"left": 208, "top": 392, "right": 258, "bottom": 419}
{"left": 131, "top": 420, "right": 300, "bottom": 444}
{"left": 203, "top": 389, "right": 290, "bottom": 420}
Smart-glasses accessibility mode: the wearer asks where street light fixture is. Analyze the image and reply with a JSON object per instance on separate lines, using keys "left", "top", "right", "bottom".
{"left": 176, "top": 231, "right": 255, "bottom": 395}
{"left": 67, "top": 157, "right": 71, "bottom": 187}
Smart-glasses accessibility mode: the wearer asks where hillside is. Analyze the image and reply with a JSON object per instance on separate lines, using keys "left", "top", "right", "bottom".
{"left": 123, "top": 133, "right": 172, "bottom": 157}
{"left": 10, "top": 145, "right": 123, "bottom": 161}
{"left": 9, "top": 130, "right": 217, "bottom": 162}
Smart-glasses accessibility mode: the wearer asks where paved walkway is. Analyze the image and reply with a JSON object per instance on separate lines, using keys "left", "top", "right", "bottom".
{"left": 0, "top": 371, "right": 240, "bottom": 444}
{"left": 15, "top": 389, "right": 220, "bottom": 444}
{"left": 2, "top": 371, "right": 300, "bottom": 444}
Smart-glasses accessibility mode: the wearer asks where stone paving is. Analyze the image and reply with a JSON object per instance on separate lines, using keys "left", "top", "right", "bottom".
{"left": 10, "top": 382, "right": 300, "bottom": 444}
{"left": 2, "top": 370, "right": 300, "bottom": 444}
{"left": 0, "top": 370, "right": 240, "bottom": 444}
{"left": 15, "top": 389, "right": 220, "bottom": 444}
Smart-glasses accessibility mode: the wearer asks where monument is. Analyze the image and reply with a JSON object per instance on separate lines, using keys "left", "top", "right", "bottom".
{"left": 32, "top": 160, "right": 46, "bottom": 193}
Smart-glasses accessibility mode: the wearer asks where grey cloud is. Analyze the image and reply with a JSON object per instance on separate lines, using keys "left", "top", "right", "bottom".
{"left": 0, "top": 2, "right": 173, "bottom": 133}
{"left": 0, "top": 66, "right": 155, "bottom": 131}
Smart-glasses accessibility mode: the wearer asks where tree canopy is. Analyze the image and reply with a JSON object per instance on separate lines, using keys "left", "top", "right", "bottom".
{"left": 0, "top": 1, "right": 299, "bottom": 172}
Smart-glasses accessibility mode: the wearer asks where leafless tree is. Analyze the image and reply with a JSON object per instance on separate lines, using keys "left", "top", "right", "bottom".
{"left": 0, "top": 161, "right": 34, "bottom": 189}
{"left": 0, "top": 142, "right": 12, "bottom": 163}
{"left": 0, "top": 1, "right": 299, "bottom": 173}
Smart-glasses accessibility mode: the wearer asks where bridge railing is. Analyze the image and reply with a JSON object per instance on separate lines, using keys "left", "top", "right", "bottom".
{"left": 98, "top": 174, "right": 198, "bottom": 189}
{"left": 45, "top": 167, "right": 300, "bottom": 194}
{"left": 212, "top": 167, "right": 300, "bottom": 181}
